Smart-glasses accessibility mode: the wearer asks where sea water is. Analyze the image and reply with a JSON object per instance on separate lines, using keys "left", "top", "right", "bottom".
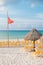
{"left": 0, "top": 30, "right": 43, "bottom": 40}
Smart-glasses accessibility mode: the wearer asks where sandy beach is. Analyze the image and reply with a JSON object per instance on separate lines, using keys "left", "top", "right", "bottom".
{"left": 0, "top": 48, "right": 43, "bottom": 65}
{"left": 0, "top": 38, "right": 43, "bottom": 65}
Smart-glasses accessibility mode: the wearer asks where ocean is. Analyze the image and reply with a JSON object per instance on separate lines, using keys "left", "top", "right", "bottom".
{"left": 0, "top": 30, "right": 43, "bottom": 40}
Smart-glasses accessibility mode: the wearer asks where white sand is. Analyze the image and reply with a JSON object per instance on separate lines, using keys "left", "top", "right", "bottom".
{"left": 0, "top": 39, "right": 23, "bottom": 41}
{"left": 0, "top": 48, "right": 43, "bottom": 65}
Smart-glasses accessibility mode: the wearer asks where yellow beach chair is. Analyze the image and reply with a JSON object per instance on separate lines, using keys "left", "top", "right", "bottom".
{"left": 0, "top": 42, "right": 2, "bottom": 47}
{"left": 22, "top": 45, "right": 34, "bottom": 52}
{"left": 38, "top": 46, "right": 43, "bottom": 48}
{"left": 35, "top": 50, "right": 43, "bottom": 57}
{"left": 21, "top": 40, "right": 26, "bottom": 46}
{"left": 2, "top": 41, "right": 8, "bottom": 47}
{"left": 25, "top": 40, "right": 29, "bottom": 45}
{"left": 9, "top": 41, "right": 16, "bottom": 47}
{"left": 22, "top": 45, "right": 29, "bottom": 51}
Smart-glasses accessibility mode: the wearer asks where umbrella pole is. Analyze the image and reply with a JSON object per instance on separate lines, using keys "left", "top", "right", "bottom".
{"left": 33, "top": 41, "right": 35, "bottom": 51}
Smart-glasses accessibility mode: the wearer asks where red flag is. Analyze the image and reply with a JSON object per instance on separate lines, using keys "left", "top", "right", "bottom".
{"left": 8, "top": 17, "right": 14, "bottom": 24}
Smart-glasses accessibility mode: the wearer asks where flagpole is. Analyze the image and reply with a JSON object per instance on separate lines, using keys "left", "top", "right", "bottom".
{"left": 7, "top": 11, "right": 9, "bottom": 47}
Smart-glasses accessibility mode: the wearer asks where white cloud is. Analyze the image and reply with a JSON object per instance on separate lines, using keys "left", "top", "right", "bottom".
{"left": 9, "top": 18, "right": 43, "bottom": 30}
{"left": 31, "top": 3, "right": 35, "bottom": 8}
{"left": 0, "top": 8, "right": 7, "bottom": 16}
{"left": 0, "top": 6, "right": 6, "bottom": 11}
{"left": 0, "top": 0, "right": 4, "bottom": 6}
{"left": 0, "top": 18, "right": 7, "bottom": 23}
{"left": 37, "top": 13, "right": 43, "bottom": 18}
{"left": 7, "top": 9, "right": 25, "bottom": 16}
{"left": 0, "top": 18, "right": 7, "bottom": 30}
{"left": 0, "top": 0, "right": 6, "bottom": 12}
{"left": 0, "top": 17, "right": 43, "bottom": 30}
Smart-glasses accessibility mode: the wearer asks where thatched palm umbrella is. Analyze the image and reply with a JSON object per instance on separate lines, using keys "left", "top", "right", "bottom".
{"left": 24, "top": 29, "right": 42, "bottom": 51}
{"left": 39, "top": 35, "right": 43, "bottom": 44}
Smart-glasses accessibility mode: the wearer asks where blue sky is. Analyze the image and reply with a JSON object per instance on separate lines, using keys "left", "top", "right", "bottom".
{"left": 0, "top": 0, "right": 43, "bottom": 30}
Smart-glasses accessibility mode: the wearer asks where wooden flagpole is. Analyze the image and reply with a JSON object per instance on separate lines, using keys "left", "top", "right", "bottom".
{"left": 7, "top": 11, "right": 9, "bottom": 47}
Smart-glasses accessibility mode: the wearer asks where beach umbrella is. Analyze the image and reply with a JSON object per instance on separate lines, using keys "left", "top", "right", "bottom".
{"left": 38, "top": 36, "right": 43, "bottom": 44}
{"left": 24, "top": 29, "right": 42, "bottom": 51}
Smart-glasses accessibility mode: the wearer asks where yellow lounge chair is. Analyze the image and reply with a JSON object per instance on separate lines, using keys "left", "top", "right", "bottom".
{"left": 22, "top": 45, "right": 34, "bottom": 52}
{"left": 35, "top": 50, "right": 43, "bottom": 57}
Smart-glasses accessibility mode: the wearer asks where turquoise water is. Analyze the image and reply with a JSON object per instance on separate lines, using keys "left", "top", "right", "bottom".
{"left": 0, "top": 30, "right": 43, "bottom": 39}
